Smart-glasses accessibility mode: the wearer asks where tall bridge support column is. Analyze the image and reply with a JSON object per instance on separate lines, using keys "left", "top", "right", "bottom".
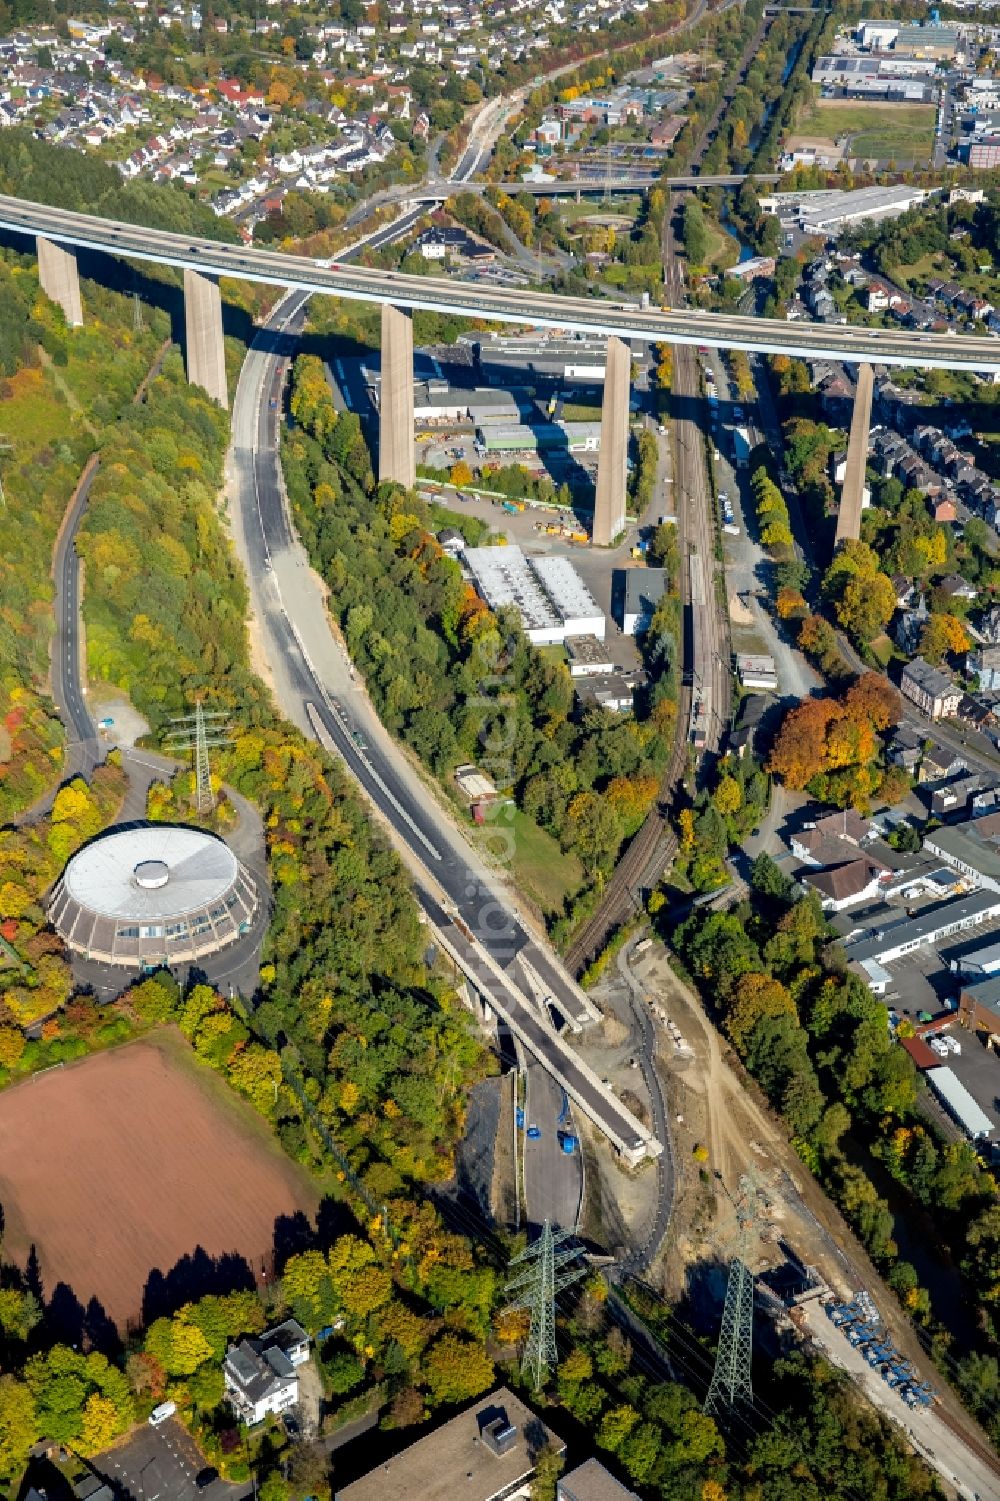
{"left": 37, "top": 237, "right": 82, "bottom": 327}
{"left": 834, "top": 361, "right": 873, "bottom": 547}
{"left": 592, "top": 335, "right": 630, "bottom": 546}
{"left": 379, "top": 302, "right": 415, "bottom": 489}
{"left": 183, "top": 268, "right": 228, "bottom": 409}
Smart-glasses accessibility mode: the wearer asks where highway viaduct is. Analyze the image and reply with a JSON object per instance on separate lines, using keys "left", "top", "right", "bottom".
{"left": 4, "top": 191, "right": 1000, "bottom": 546}
{"left": 11, "top": 188, "right": 996, "bottom": 1154}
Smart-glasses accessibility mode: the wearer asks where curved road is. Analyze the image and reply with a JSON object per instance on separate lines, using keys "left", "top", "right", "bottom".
{"left": 51, "top": 456, "right": 100, "bottom": 785}
{"left": 226, "top": 289, "right": 666, "bottom": 1163}
{"left": 616, "top": 936, "right": 675, "bottom": 1271}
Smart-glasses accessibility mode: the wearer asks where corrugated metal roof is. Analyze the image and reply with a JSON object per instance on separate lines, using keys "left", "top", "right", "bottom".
{"left": 926, "top": 1065, "right": 995, "bottom": 1138}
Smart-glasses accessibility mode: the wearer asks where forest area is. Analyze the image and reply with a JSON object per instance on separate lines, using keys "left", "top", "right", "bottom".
{"left": 0, "top": 252, "right": 170, "bottom": 823}
{"left": 0, "top": 246, "right": 945, "bottom": 1501}
{"left": 283, "top": 354, "right": 683, "bottom": 938}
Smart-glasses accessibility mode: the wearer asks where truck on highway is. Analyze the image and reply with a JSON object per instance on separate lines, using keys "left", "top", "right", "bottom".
{"left": 733, "top": 427, "right": 751, "bottom": 469}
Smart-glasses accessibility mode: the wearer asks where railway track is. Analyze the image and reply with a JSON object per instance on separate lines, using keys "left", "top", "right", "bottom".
{"left": 564, "top": 210, "right": 712, "bottom": 978}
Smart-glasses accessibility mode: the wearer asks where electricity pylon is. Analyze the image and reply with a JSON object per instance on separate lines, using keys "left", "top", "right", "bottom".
{"left": 133, "top": 291, "right": 144, "bottom": 333}
{"left": 504, "top": 1220, "right": 587, "bottom": 1391}
{"left": 165, "top": 701, "right": 232, "bottom": 813}
{"left": 704, "top": 1172, "right": 766, "bottom": 1415}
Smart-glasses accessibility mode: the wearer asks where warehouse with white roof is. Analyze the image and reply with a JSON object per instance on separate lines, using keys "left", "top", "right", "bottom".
{"left": 462, "top": 545, "right": 605, "bottom": 644}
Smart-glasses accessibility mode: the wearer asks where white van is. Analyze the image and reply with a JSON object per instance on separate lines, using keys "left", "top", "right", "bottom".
{"left": 149, "top": 1401, "right": 177, "bottom": 1427}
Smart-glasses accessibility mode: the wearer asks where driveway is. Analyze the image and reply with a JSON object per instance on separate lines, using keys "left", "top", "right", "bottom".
{"left": 97, "top": 1419, "right": 243, "bottom": 1501}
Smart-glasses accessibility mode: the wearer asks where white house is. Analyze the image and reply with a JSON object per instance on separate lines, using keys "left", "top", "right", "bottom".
{"left": 223, "top": 1319, "right": 309, "bottom": 1425}
{"left": 901, "top": 656, "right": 962, "bottom": 720}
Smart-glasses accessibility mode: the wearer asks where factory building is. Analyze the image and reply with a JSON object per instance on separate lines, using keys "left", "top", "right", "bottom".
{"left": 926, "top": 1066, "right": 994, "bottom": 1140}
{"left": 846, "top": 889, "right": 1000, "bottom": 970}
{"left": 925, "top": 812, "right": 1000, "bottom": 892}
{"left": 616, "top": 568, "right": 668, "bottom": 636}
{"left": 462, "top": 544, "right": 605, "bottom": 644}
{"left": 474, "top": 422, "right": 603, "bottom": 455}
{"left": 336, "top": 1389, "right": 564, "bottom": 1501}
{"left": 855, "top": 19, "right": 960, "bottom": 57}
{"left": 758, "top": 187, "right": 931, "bottom": 233}
{"left": 958, "top": 976, "right": 1000, "bottom": 1038}
{"left": 799, "top": 186, "right": 930, "bottom": 235}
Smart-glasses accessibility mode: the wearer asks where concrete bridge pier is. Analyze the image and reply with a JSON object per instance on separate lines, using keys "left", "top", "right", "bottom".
{"left": 378, "top": 302, "right": 415, "bottom": 489}
{"left": 37, "top": 236, "right": 83, "bottom": 326}
{"left": 834, "top": 361, "right": 873, "bottom": 547}
{"left": 183, "top": 267, "right": 228, "bottom": 409}
{"left": 592, "top": 334, "right": 630, "bottom": 546}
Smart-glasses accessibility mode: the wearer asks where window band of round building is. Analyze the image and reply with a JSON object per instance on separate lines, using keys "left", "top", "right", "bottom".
{"left": 47, "top": 824, "right": 258, "bottom": 969}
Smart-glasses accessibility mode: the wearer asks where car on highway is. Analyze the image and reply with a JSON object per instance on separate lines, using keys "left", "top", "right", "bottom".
{"left": 526, "top": 1124, "right": 542, "bottom": 1140}
{"left": 351, "top": 729, "right": 368, "bottom": 750}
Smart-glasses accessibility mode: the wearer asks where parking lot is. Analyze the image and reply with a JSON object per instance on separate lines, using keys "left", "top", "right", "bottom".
{"left": 875, "top": 926, "right": 1000, "bottom": 1138}
{"left": 881, "top": 912, "right": 1000, "bottom": 1023}
{"left": 98, "top": 1420, "right": 242, "bottom": 1501}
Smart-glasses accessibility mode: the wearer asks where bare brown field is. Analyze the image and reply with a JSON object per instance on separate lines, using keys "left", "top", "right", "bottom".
{"left": 0, "top": 1031, "right": 319, "bottom": 1327}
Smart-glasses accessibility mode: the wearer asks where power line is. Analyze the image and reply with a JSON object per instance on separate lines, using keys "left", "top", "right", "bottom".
{"left": 505, "top": 1220, "right": 587, "bottom": 1391}
{"left": 704, "top": 1172, "right": 766, "bottom": 1415}
{"left": 165, "top": 699, "right": 232, "bottom": 813}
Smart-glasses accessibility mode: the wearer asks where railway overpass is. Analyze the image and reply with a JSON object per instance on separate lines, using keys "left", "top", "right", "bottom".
{"left": 5, "top": 189, "right": 998, "bottom": 534}
{"left": 349, "top": 170, "right": 783, "bottom": 212}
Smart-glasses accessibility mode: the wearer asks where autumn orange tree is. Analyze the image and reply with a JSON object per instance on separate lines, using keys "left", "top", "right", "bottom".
{"left": 767, "top": 672, "right": 902, "bottom": 807}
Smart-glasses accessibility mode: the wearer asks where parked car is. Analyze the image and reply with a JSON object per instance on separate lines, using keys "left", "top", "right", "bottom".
{"left": 149, "top": 1401, "right": 176, "bottom": 1427}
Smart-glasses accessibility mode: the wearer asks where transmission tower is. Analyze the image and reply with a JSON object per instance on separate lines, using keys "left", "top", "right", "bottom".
{"left": 133, "top": 291, "right": 144, "bottom": 333}
{"left": 165, "top": 701, "right": 232, "bottom": 814}
{"left": 504, "top": 1220, "right": 587, "bottom": 1391}
{"left": 704, "top": 1172, "right": 766, "bottom": 1416}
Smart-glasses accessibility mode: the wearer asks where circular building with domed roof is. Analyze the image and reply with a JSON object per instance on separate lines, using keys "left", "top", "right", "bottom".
{"left": 48, "top": 824, "right": 258, "bottom": 969}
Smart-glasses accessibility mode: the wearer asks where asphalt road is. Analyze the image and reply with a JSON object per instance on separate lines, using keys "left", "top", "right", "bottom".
{"left": 226, "top": 289, "right": 659, "bottom": 1163}
{"left": 523, "top": 1061, "right": 583, "bottom": 1232}
{"left": 51, "top": 456, "right": 100, "bottom": 782}
{"left": 615, "top": 936, "right": 675, "bottom": 1271}
{"left": 6, "top": 195, "right": 1000, "bottom": 372}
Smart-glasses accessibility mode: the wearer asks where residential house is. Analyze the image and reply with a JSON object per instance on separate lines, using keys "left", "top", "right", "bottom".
{"left": 559, "top": 1460, "right": 640, "bottom": 1500}
{"left": 929, "top": 772, "right": 988, "bottom": 819}
{"left": 886, "top": 723, "right": 922, "bottom": 772}
{"left": 937, "top": 573, "right": 978, "bottom": 604}
{"left": 901, "top": 656, "right": 962, "bottom": 719}
{"left": 891, "top": 574, "right": 915, "bottom": 609}
{"left": 919, "top": 740, "right": 966, "bottom": 784}
{"left": 800, "top": 855, "right": 889, "bottom": 911}
{"left": 895, "top": 593, "right": 930, "bottom": 654}
{"left": 968, "top": 642, "right": 1000, "bottom": 691}
{"left": 224, "top": 1319, "right": 309, "bottom": 1426}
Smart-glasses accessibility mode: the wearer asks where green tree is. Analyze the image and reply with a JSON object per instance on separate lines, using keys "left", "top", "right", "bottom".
{"left": 421, "top": 1335, "right": 493, "bottom": 1405}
